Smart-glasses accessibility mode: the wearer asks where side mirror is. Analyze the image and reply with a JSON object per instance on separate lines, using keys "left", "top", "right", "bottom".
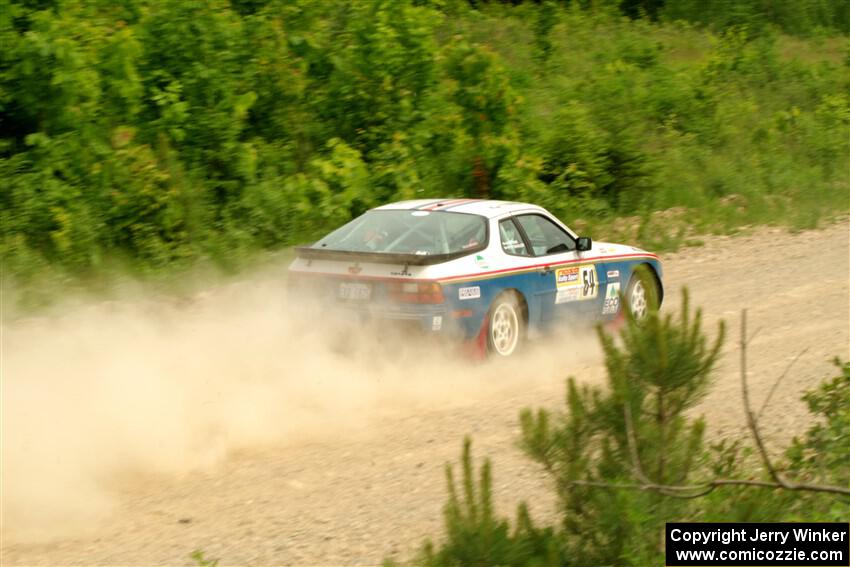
{"left": 576, "top": 236, "right": 592, "bottom": 252}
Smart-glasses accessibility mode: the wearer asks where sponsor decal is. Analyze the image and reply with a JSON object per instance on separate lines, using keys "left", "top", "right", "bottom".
{"left": 554, "top": 264, "right": 598, "bottom": 303}
{"left": 348, "top": 263, "right": 362, "bottom": 275}
{"left": 607, "top": 270, "right": 620, "bottom": 279}
{"left": 556, "top": 266, "right": 579, "bottom": 285}
{"left": 475, "top": 254, "right": 489, "bottom": 269}
{"left": 458, "top": 286, "right": 481, "bottom": 300}
{"left": 602, "top": 282, "right": 621, "bottom": 314}
{"left": 556, "top": 287, "right": 581, "bottom": 304}
{"left": 432, "top": 315, "right": 443, "bottom": 331}
{"left": 390, "top": 266, "right": 413, "bottom": 276}
{"left": 502, "top": 238, "right": 526, "bottom": 254}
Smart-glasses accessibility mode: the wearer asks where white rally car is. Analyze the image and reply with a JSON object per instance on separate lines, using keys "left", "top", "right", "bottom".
{"left": 288, "top": 198, "right": 663, "bottom": 357}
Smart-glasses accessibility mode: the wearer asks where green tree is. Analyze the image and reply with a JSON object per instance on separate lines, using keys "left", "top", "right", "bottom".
{"left": 439, "top": 39, "right": 519, "bottom": 197}
{"left": 408, "top": 438, "right": 562, "bottom": 566}
{"left": 403, "top": 294, "right": 850, "bottom": 566}
{"left": 520, "top": 291, "right": 724, "bottom": 564}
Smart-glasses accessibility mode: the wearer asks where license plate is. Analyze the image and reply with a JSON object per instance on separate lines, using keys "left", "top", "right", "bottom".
{"left": 338, "top": 282, "right": 372, "bottom": 301}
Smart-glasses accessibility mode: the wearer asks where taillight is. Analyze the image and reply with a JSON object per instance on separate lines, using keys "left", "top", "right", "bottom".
{"left": 387, "top": 281, "right": 444, "bottom": 304}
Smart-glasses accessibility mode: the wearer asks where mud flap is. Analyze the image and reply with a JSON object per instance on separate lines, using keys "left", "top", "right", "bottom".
{"left": 603, "top": 308, "right": 626, "bottom": 334}
{"left": 457, "top": 315, "right": 489, "bottom": 361}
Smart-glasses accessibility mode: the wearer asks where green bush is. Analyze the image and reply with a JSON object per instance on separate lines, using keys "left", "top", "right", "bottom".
{"left": 2, "top": 0, "right": 848, "bottom": 302}
{"left": 787, "top": 359, "right": 850, "bottom": 487}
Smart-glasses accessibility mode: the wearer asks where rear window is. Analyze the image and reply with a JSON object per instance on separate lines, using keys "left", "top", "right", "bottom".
{"left": 313, "top": 210, "right": 487, "bottom": 256}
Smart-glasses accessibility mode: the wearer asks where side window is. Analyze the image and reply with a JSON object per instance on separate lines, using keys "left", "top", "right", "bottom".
{"left": 515, "top": 214, "right": 575, "bottom": 256}
{"left": 499, "top": 218, "right": 531, "bottom": 256}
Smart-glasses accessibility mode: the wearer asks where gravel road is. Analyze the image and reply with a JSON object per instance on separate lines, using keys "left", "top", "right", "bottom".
{"left": 2, "top": 219, "right": 848, "bottom": 566}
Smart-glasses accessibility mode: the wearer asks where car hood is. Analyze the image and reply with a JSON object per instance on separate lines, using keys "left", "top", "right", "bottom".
{"left": 590, "top": 241, "right": 655, "bottom": 258}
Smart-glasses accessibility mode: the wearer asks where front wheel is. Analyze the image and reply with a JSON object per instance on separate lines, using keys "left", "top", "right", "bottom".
{"left": 487, "top": 293, "right": 525, "bottom": 357}
{"left": 625, "top": 266, "right": 659, "bottom": 322}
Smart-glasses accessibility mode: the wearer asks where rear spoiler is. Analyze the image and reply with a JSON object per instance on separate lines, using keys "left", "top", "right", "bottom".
{"left": 294, "top": 246, "right": 481, "bottom": 266}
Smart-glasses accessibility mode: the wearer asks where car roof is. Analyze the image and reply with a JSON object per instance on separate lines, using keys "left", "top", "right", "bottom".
{"left": 373, "top": 198, "right": 546, "bottom": 219}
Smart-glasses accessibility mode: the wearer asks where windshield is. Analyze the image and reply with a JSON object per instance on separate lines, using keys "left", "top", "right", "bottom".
{"left": 313, "top": 210, "right": 488, "bottom": 256}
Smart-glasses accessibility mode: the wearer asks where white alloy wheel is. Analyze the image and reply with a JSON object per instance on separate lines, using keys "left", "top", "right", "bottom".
{"left": 628, "top": 278, "right": 648, "bottom": 320}
{"left": 489, "top": 299, "right": 521, "bottom": 357}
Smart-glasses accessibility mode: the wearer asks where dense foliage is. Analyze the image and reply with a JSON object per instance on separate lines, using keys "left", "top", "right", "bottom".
{"left": 2, "top": 0, "right": 848, "bottom": 296}
{"left": 402, "top": 296, "right": 850, "bottom": 566}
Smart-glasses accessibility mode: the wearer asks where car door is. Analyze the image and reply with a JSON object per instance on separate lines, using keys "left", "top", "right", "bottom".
{"left": 513, "top": 213, "right": 604, "bottom": 323}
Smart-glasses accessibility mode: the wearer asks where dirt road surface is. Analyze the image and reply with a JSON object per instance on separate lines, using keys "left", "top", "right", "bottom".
{"left": 2, "top": 220, "right": 848, "bottom": 566}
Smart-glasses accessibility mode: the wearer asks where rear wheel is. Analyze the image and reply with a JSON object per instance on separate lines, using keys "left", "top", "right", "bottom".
{"left": 487, "top": 293, "right": 525, "bottom": 357}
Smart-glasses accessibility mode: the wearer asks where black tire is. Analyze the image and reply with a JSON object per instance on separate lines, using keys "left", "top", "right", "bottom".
{"left": 487, "top": 292, "right": 526, "bottom": 357}
{"left": 624, "top": 265, "right": 660, "bottom": 322}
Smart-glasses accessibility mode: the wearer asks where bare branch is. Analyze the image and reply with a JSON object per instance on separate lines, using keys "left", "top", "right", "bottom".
{"left": 623, "top": 403, "right": 651, "bottom": 485}
{"left": 738, "top": 311, "right": 850, "bottom": 495}
{"left": 567, "top": 477, "right": 850, "bottom": 499}
{"left": 740, "top": 309, "right": 783, "bottom": 484}
{"left": 757, "top": 347, "right": 809, "bottom": 421}
{"left": 747, "top": 325, "right": 763, "bottom": 346}
{"left": 711, "top": 479, "right": 850, "bottom": 496}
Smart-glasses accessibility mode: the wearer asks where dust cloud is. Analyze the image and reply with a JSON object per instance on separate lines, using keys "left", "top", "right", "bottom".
{"left": 1, "top": 264, "right": 602, "bottom": 544}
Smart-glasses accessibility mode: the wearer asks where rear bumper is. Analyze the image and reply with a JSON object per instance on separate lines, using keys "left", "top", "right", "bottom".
{"left": 287, "top": 271, "right": 484, "bottom": 340}
{"left": 333, "top": 303, "right": 468, "bottom": 337}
